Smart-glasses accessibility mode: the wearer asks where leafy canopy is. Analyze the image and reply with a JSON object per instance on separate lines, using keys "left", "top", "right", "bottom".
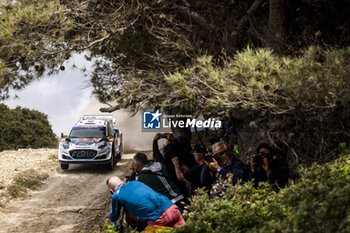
{"left": 0, "top": 0, "right": 349, "bottom": 108}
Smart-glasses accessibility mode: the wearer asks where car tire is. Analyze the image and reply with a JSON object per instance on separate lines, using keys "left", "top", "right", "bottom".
{"left": 119, "top": 134, "right": 123, "bottom": 154}
{"left": 60, "top": 164, "right": 69, "bottom": 170}
{"left": 106, "top": 154, "right": 115, "bottom": 170}
{"left": 116, "top": 151, "right": 122, "bottom": 162}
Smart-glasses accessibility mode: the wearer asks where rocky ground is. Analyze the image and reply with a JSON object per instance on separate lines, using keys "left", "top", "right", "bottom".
{"left": 0, "top": 148, "right": 135, "bottom": 233}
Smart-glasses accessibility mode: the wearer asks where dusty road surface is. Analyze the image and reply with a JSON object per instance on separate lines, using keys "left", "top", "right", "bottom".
{"left": 0, "top": 151, "right": 134, "bottom": 233}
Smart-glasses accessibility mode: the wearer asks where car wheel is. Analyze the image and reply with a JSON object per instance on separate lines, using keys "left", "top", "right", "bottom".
{"left": 116, "top": 151, "right": 122, "bottom": 162}
{"left": 107, "top": 154, "right": 115, "bottom": 170}
{"left": 60, "top": 164, "right": 69, "bottom": 170}
{"left": 119, "top": 134, "right": 123, "bottom": 153}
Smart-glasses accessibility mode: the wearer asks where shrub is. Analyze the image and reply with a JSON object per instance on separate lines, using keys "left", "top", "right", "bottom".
{"left": 173, "top": 153, "right": 350, "bottom": 233}
{"left": 7, "top": 169, "right": 49, "bottom": 197}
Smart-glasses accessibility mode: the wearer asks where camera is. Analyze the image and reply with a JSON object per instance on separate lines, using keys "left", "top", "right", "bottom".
{"left": 254, "top": 152, "right": 266, "bottom": 165}
{"left": 158, "top": 133, "right": 169, "bottom": 139}
{"left": 204, "top": 154, "right": 214, "bottom": 163}
{"left": 204, "top": 152, "right": 223, "bottom": 163}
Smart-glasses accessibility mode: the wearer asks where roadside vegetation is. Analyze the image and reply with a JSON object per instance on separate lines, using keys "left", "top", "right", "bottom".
{"left": 173, "top": 152, "right": 350, "bottom": 233}
{"left": 0, "top": 149, "right": 57, "bottom": 207}
{"left": 7, "top": 169, "right": 49, "bottom": 198}
{"left": 48, "top": 153, "right": 58, "bottom": 162}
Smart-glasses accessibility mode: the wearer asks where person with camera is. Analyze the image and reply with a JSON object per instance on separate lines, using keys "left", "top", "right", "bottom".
{"left": 249, "top": 143, "right": 289, "bottom": 188}
{"left": 205, "top": 141, "right": 250, "bottom": 198}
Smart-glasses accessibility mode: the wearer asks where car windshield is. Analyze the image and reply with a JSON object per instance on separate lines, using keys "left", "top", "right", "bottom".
{"left": 69, "top": 127, "right": 106, "bottom": 138}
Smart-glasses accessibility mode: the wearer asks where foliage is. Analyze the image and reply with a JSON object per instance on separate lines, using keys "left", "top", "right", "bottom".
{"left": 0, "top": 103, "right": 57, "bottom": 151}
{"left": 48, "top": 153, "right": 58, "bottom": 161}
{"left": 7, "top": 169, "right": 49, "bottom": 197}
{"left": 81, "top": 221, "right": 117, "bottom": 233}
{"left": 0, "top": 0, "right": 349, "bottom": 106}
{"left": 98, "top": 222, "right": 117, "bottom": 233}
{"left": 0, "top": 0, "right": 73, "bottom": 100}
{"left": 0, "top": 1, "right": 349, "bottom": 166}
{"left": 162, "top": 47, "right": 350, "bottom": 166}
{"left": 173, "top": 153, "right": 350, "bottom": 233}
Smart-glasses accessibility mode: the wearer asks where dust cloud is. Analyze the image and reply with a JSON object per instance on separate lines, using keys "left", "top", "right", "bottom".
{"left": 81, "top": 98, "right": 156, "bottom": 152}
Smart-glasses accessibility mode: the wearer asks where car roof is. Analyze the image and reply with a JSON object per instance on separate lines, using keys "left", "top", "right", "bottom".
{"left": 74, "top": 119, "right": 107, "bottom": 127}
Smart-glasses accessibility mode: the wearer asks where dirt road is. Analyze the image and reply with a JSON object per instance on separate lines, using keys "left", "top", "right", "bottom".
{"left": 0, "top": 153, "right": 134, "bottom": 233}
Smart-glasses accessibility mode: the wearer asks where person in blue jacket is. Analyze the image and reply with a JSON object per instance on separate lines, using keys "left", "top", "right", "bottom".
{"left": 106, "top": 176, "right": 185, "bottom": 227}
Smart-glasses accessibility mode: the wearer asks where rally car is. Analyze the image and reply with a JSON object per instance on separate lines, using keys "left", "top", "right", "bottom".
{"left": 58, "top": 115, "right": 123, "bottom": 170}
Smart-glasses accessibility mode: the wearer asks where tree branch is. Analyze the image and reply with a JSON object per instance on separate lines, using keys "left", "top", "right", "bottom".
{"left": 230, "top": 0, "right": 265, "bottom": 48}
{"left": 174, "top": 4, "right": 213, "bottom": 30}
{"left": 99, "top": 104, "right": 121, "bottom": 113}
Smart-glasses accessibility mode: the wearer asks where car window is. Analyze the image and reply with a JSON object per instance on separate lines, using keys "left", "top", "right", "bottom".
{"left": 69, "top": 127, "right": 106, "bottom": 138}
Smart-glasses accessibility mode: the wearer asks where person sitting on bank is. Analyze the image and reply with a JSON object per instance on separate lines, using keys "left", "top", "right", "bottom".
{"left": 107, "top": 176, "right": 185, "bottom": 228}
{"left": 133, "top": 153, "right": 185, "bottom": 207}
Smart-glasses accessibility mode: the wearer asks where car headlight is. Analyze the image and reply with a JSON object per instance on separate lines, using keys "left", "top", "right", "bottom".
{"left": 62, "top": 142, "right": 69, "bottom": 150}
{"left": 98, "top": 141, "right": 107, "bottom": 149}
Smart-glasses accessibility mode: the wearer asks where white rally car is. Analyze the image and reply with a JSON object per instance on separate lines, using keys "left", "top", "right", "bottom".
{"left": 58, "top": 115, "right": 123, "bottom": 170}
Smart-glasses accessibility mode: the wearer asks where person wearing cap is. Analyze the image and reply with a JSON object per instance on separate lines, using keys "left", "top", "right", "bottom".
{"left": 106, "top": 176, "right": 185, "bottom": 228}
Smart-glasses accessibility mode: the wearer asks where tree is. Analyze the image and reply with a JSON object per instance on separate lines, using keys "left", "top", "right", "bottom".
{"left": 0, "top": 104, "right": 57, "bottom": 151}
{"left": 0, "top": 0, "right": 349, "bottom": 168}
{"left": 1, "top": 0, "right": 349, "bottom": 106}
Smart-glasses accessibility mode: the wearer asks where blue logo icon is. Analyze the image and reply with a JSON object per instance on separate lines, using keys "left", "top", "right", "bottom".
{"left": 143, "top": 110, "right": 162, "bottom": 129}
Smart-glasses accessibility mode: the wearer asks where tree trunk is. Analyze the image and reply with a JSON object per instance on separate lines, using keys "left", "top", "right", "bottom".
{"left": 266, "top": 0, "right": 286, "bottom": 53}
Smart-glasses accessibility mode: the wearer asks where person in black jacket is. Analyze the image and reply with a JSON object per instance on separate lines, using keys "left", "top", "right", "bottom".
{"left": 249, "top": 143, "right": 289, "bottom": 189}
{"left": 182, "top": 144, "right": 208, "bottom": 196}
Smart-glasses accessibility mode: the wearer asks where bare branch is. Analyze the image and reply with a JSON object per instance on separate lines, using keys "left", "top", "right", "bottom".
{"left": 230, "top": 0, "right": 265, "bottom": 48}
{"left": 174, "top": 4, "right": 214, "bottom": 30}
{"left": 99, "top": 104, "right": 121, "bottom": 113}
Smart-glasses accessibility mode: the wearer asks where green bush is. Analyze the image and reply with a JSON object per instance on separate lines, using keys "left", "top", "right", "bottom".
{"left": 173, "top": 153, "right": 350, "bottom": 233}
{"left": 0, "top": 104, "right": 57, "bottom": 151}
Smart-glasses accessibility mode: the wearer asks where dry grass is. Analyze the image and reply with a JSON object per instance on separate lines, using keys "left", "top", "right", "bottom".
{"left": 7, "top": 169, "right": 49, "bottom": 197}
